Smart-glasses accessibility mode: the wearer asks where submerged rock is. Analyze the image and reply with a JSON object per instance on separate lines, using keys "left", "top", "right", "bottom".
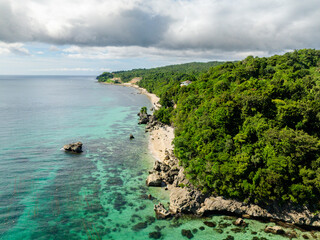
{"left": 149, "top": 231, "right": 162, "bottom": 239}
{"left": 203, "top": 221, "right": 216, "bottom": 228}
{"left": 181, "top": 229, "right": 194, "bottom": 239}
{"left": 131, "top": 221, "right": 148, "bottom": 232}
{"left": 63, "top": 142, "right": 83, "bottom": 153}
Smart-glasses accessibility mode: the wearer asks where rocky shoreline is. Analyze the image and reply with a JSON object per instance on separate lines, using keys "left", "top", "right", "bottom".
{"left": 139, "top": 112, "right": 320, "bottom": 232}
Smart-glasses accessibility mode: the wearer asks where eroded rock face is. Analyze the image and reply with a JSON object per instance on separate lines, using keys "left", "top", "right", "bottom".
{"left": 170, "top": 187, "right": 205, "bottom": 215}
{"left": 197, "top": 197, "right": 270, "bottom": 217}
{"left": 233, "top": 218, "right": 247, "bottom": 227}
{"left": 63, "top": 142, "right": 83, "bottom": 153}
{"left": 197, "top": 196, "right": 320, "bottom": 227}
{"left": 144, "top": 116, "right": 320, "bottom": 227}
{"left": 138, "top": 112, "right": 151, "bottom": 124}
{"left": 146, "top": 173, "right": 163, "bottom": 187}
{"left": 146, "top": 157, "right": 180, "bottom": 188}
{"left": 154, "top": 203, "right": 171, "bottom": 219}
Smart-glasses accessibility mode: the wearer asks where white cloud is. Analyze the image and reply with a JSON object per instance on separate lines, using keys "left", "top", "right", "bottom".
{"left": 0, "top": 41, "right": 30, "bottom": 55}
{"left": 34, "top": 67, "right": 96, "bottom": 72}
{"left": 49, "top": 45, "right": 60, "bottom": 52}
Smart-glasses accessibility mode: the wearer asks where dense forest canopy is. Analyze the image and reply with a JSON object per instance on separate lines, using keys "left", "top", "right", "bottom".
{"left": 96, "top": 61, "right": 224, "bottom": 83}
{"left": 98, "top": 49, "right": 320, "bottom": 208}
{"left": 169, "top": 49, "right": 320, "bottom": 207}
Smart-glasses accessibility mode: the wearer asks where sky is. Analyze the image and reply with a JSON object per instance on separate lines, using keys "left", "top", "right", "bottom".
{"left": 0, "top": 0, "right": 320, "bottom": 75}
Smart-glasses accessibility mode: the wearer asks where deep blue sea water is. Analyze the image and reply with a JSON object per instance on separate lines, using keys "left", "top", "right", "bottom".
{"left": 0, "top": 76, "right": 316, "bottom": 240}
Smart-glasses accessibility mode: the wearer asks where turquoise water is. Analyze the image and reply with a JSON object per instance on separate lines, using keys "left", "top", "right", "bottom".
{"left": 0, "top": 76, "right": 317, "bottom": 240}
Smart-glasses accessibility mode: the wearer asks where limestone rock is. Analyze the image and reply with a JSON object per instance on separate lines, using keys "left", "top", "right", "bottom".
{"left": 233, "top": 218, "right": 248, "bottom": 227}
{"left": 63, "top": 142, "right": 83, "bottom": 153}
{"left": 138, "top": 112, "right": 150, "bottom": 124}
{"left": 169, "top": 187, "right": 204, "bottom": 214}
{"left": 264, "top": 226, "right": 285, "bottom": 235}
{"left": 154, "top": 203, "right": 171, "bottom": 219}
{"left": 146, "top": 173, "right": 163, "bottom": 187}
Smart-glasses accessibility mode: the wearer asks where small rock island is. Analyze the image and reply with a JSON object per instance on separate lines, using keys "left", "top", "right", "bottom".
{"left": 63, "top": 142, "right": 83, "bottom": 153}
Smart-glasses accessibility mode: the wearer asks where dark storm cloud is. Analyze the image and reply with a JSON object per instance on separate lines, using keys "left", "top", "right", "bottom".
{"left": 159, "top": 0, "right": 320, "bottom": 52}
{"left": 44, "top": 8, "right": 171, "bottom": 46}
{"left": 0, "top": 1, "right": 171, "bottom": 47}
{"left": 0, "top": 0, "right": 320, "bottom": 55}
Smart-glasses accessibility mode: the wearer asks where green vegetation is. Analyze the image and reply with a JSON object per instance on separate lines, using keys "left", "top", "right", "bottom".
{"left": 98, "top": 49, "right": 320, "bottom": 207}
{"left": 140, "top": 107, "right": 148, "bottom": 115}
{"left": 96, "top": 72, "right": 114, "bottom": 82}
{"left": 110, "top": 61, "right": 223, "bottom": 83}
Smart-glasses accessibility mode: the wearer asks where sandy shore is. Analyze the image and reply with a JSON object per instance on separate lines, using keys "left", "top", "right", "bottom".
{"left": 122, "top": 83, "right": 161, "bottom": 110}
{"left": 121, "top": 82, "right": 174, "bottom": 162}
{"left": 148, "top": 125, "right": 174, "bottom": 162}
{"left": 102, "top": 81, "right": 175, "bottom": 162}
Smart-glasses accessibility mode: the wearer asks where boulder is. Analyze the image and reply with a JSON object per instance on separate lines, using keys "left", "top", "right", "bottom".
{"left": 233, "top": 218, "right": 248, "bottom": 227}
{"left": 138, "top": 112, "right": 150, "bottom": 124}
{"left": 146, "top": 173, "right": 163, "bottom": 187}
{"left": 161, "top": 168, "right": 179, "bottom": 184}
{"left": 154, "top": 203, "right": 171, "bottom": 219}
{"left": 170, "top": 187, "right": 204, "bottom": 214}
{"left": 264, "top": 226, "right": 285, "bottom": 235}
{"left": 63, "top": 142, "right": 83, "bottom": 153}
{"left": 153, "top": 161, "right": 162, "bottom": 171}
{"left": 197, "top": 196, "right": 271, "bottom": 218}
{"left": 129, "top": 134, "right": 134, "bottom": 139}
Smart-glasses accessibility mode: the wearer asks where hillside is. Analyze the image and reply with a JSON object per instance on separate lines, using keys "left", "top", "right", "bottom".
{"left": 144, "top": 49, "right": 320, "bottom": 208}
{"left": 98, "top": 49, "right": 320, "bottom": 208}
{"left": 96, "top": 61, "right": 224, "bottom": 83}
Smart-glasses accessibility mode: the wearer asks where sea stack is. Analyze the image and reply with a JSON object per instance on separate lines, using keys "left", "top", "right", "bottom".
{"left": 63, "top": 142, "right": 83, "bottom": 153}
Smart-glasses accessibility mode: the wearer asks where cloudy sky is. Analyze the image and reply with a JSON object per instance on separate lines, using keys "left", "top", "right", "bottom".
{"left": 0, "top": 0, "right": 319, "bottom": 75}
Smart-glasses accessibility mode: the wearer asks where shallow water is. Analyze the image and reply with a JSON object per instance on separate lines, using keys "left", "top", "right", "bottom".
{"left": 0, "top": 76, "right": 318, "bottom": 240}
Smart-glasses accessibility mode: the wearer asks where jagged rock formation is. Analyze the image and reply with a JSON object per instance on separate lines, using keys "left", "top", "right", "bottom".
{"left": 146, "top": 150, "right": 180, "bottom": 187}
{"left": 144, "top": 115, "right": 320, "bottom": 228}
{"left": 169, "top": 187, "right": 204, "bottom": 215}
{"left": 154, "top": 203, "right": 171, "bottom": 219}
{"left": 137, "top": 111, "right": 151, "bottom": 124}
{"left": 63, "top": 142, "right": 83, "bottom": 153}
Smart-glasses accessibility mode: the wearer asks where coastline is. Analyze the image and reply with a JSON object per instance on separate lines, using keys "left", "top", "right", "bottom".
{"left": 100, "top": 81, "right": 320, "bottom": 234}
{"left": 123, "top": 82, "right": 175, "bottom": 162}
{"left": 103, "top": 81, "right": 174, "bottom": 162}
{"left": 122, "top": 82, "right": 161, "bottom": 111}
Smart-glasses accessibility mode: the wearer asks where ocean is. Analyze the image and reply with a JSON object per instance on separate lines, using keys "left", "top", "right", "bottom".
{"left": 0, "top": 76, "right": 313, "bottom": 239}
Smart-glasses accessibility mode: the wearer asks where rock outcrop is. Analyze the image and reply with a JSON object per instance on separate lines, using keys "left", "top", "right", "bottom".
{"left": 233, "top": 218, "right": 247, "bottom": 227}
{"left": 169, "top": 187, "right": 205, "bottom": 215}
{"left": 63, "top": 142, "right": 83, "bottom": 153}
{"left": 146, "top": 150, "right": 180, "bottom": 187}
{"left": 197, "top": 196, "right": 320, "bottom": 227}
{"left": 144, "top": 113, "right": 320, "bottom": 228}
{"left": 154, "top": 203, "right": 171, "bottom": 219}
{"left": 146, "top": 172, "right": 163, "bottom": 187}
{"left": 138, "top": 112, "right": 151, "bottom": 124}
{"left": 264, "top": 226, "right": 285, "bottom": 235}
